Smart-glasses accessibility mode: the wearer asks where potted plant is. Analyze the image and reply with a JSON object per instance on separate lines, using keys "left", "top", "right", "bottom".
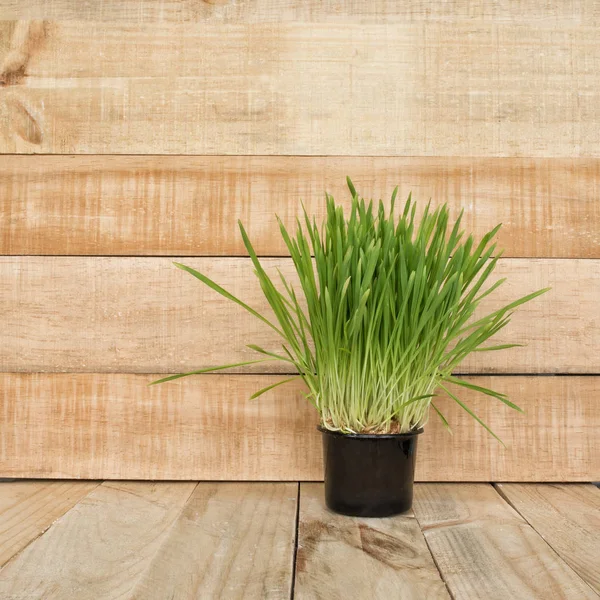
{"left": 153, "top": 179, "right": 548, "bottom": 517}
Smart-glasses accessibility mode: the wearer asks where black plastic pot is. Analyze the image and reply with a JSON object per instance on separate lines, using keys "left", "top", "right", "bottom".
{"left": 319, "top": 426, "right": 422, "bottom": 517}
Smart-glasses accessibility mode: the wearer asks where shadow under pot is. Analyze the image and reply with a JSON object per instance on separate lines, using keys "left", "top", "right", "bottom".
{"left": 318, "top": 426, "right": 423, "bottom": 517}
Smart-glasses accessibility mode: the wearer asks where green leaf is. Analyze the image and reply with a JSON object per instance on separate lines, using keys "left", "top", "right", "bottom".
{"left": 397, "top": 394, "right": 436, "bottom": 408}
{"left": 439, "top": 383, "right": 505, "bottom": 446}
{"left": 249, "top": 376, "right": 301, "bottom": 400}
{"left": 247, "top": 344, "right": 295, "bottom": 364}
{"left": 473, "top": 344, "right": 523, "bottom": 352}
{"left": 173, "top": 262, "right": 283, "bottom": 337}
{"left": 447, "top": 377, "right": 524, "bottom": 413}
{"left": 346, "top": 176, "right": 357, "bottom": 198}
{"left": 149, "top": 359, "right": 271, "bottom": 385}
{"left": 431, "top": 402, "right": 452, "bottom": 433}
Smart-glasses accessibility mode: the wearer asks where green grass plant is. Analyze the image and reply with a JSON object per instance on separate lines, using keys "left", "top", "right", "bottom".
{"left": 153, "top": 179, "right": 548, "bottom": 440}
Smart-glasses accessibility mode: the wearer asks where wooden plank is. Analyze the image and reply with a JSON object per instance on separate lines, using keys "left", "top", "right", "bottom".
{"left": 2, "top": 0, "right": 598, "bottom": 23}
{"left": 413, "top": 484, "right": 599, "bottom": 600}
{"left": 496, "top": 483, "right": 600, "bottom": 593}
{"left": 0, "top": 257, "right": 595, "bottom": 374}
{"left": 0, "top": 481, "right": 196, "bottom": 599}
{"left": 1, "top": 22, "right": 598, "bottom": 155}
{"left": 128, "top": 483, "right": 297, "bottom": 599}
{"left": 0, "top": 480, "right": 98, "bottom": 567}
{"left": 2, "top": 156, "right": 599, "bottom": 258}
{"left": 0, "top": 373, "right": 321, "bottom": 480}
{"left": 295, "top": 483, "right": 450, "bottom": 599}
{"left": 0, "top": 373, "right": 596, "bottom": 481}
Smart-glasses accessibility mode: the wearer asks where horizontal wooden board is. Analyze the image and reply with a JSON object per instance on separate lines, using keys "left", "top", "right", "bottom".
{"left": 0, "top": 374, "right": 596, "bottom": 481}
{"left": 0, "top": 257, "right": 595, "bottom": 374}
{"left": 496, "top": 483, "right": 600, "bottom": 593}
{"left": 1, "top": 21, "right": 598, "bottom": 155}
{"left": 2, "top": 156, "right": 599, "bottom": 258}
{"left": 0, "top": 482, "right": 197, "bottom": 599}
{"left": 2, "top": 1, "right": 598, "bottom": 23}
{"left": 295, "top": 483, "right": 450, "bottom": 599}
{"left": 413, "top": 484, "right": 598, "bottom": 600}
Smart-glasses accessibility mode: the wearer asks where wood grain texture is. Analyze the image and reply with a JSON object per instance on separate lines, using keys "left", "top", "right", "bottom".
{"left": 0, "top": 480, "right": 98, "bottom": 567}
{"left": 0, "top": 373, "right": 321, "bottom": 480}
{"left": 0, "top": 257, "right": 593, "bottom": 374}
{"left": 2, "top": 156, "right": 599, "bottom": 258}
{"left": 0, "top": 374, "right": 596, "bottom": 481}
{"left": 496, "top": 483, "right": 600, "bottom": 593}
{"left": 413, "top": 484, "right": 599, "bottom": 600}
{"left": 2, "top": 0, "right": 599, "bottom": 23}
{"left": 0, "top": 21, "right": 598, "bottom": 155}
{"left": 128, "top": 483, "right": 297, "bottom": 599}
{"left": 295, "top": 483, "right": 449, "bottom": 600}
{"left": 0, "top": 481, "right": 196, "bottom": 599}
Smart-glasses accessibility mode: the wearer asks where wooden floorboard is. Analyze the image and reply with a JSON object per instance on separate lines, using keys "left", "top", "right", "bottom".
{"left": 413, "top": 483, "right": 599, "bottom": 600}
{"left": 127, "top": 482, "right": 297, "bottom": 599}
{"left": 0, "top": 480, "right": 98, "bottom": 567}
{"left": 0, "top": 481, "right": 196, "bottom": 599}
{"left": 495, "top": 483, "right": 600, "bottom": 594}
{"left": 294, "top": 483, "right": 450, "bottom": 599}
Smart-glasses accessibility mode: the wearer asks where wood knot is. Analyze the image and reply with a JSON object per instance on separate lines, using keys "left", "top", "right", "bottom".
{"left": 0, "top": 20, "right": 47, "bottom": 87}
{"left": 6, "top": 96, "right": 43, "bottom": 145}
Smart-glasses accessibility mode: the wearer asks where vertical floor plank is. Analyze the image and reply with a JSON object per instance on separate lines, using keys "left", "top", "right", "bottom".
{"left": 128, "top": 482, "right": 297, "bottom": 599}
{"left": 295, "top": 483, "right": 450, "bottom": 600}
{"left": 0, "top": 481, "right": 196, "bottom": 599}
{"left": 0, "top": 480, "right": 98, "bottom": 566}
{"left": 495, "top": 483, "right": 600, "bottom": 594}
{"left": 413, "top": 484, "right": 599, "bottom": 600}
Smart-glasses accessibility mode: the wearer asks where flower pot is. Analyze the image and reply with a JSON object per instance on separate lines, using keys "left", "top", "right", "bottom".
{"left": 318, "top": 426, "right": 422, "bottom": 517}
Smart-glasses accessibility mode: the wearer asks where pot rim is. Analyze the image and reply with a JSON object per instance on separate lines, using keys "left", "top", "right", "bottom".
{"left": 317, "top": 424, "right": 423, "bottom": 439}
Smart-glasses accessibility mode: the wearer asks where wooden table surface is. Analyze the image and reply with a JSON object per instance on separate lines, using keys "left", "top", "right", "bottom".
{"left": 0, "top": 481, "right": 597, "bottom": 599}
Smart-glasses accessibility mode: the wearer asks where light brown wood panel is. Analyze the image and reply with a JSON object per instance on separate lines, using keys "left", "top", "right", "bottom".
{"left": 0, "top": 21, "right": 598, "bottom": 155}
{"left": 0, "top": 481, "right": 196, "bottom": 599}
{"left": 128, "top": 483, "right": 297, "bottom": 599}
{"left": 2, "top": 0, "right": 598, "bottom": 23}
{"left": 0, "top": 257, "right": 594, "bottom": 374}
{"left": 413, "top": 484, "right": 599, "bottom": 600}
{"left": 0, "top": 374, "right": 596, "bottom": 481}
{"left": 0, "top": 480, "right": 98, "bottom": 566}
{"left": 2, "top": 156, "right": 599, "bottom": 258}
{"left": 295, "top": 483, "right": 450, "bottom": 600}
{"left": 496, "top": 483, "right": 600, "bottom": 593}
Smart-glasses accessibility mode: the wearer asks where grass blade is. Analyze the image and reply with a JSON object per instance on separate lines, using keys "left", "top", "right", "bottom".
{"left": 173, "top": 262, "right": 283, "bottom": 337}
{"left": 249, "top": 376, "right": 301, "bottom": 400}
{"left": 149, "top": 359, "right": 271, "bottom": 385}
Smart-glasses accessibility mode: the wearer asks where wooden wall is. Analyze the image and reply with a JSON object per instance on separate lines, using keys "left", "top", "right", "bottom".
{"left": 0, "top": 2, "right": 598, "bottom": 481}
